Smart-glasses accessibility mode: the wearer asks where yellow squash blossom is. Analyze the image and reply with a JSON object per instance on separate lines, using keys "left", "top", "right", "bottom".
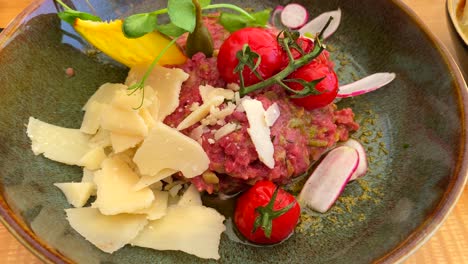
{"left": 74, "top": 19, "right": 187, "bottom": 67}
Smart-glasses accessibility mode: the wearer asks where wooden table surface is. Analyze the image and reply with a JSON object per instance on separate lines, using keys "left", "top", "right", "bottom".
{"left": 1, "top": 0, "right": 467, "bottom": 263}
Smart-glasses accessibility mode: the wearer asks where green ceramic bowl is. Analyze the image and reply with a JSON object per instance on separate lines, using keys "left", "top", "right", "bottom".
{"left": 1, "top": 0, "right": 467, "bottom": 263}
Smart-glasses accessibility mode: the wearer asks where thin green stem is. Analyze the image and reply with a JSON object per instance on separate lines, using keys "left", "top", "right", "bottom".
{"left": 55, "top": 0, "right": 73, "bottom": 11}
{"left": 142, "top": 36, "right": 180, "bottom": 84}
{"left": 150, "top": 8, "right": 168, "bottom": 16}
{"left": 127, "top": 35, "right": 181, "bottom": 109}
{"left": 203, "top": 4, "right": 254, "bottom": 20}
{"left": 283, "top": 38, "right": 295, "bottom": 63}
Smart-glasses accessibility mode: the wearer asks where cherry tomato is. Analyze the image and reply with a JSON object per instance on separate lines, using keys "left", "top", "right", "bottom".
{"left": 287, "top": 61, "right": 339, "bottom": 110}
{"left": 288, "top": 37, "right": 314, "bottom": 61}
{"left": 217, "top": 28, "right": 285, "bottom": 86}
{"left": 234, "top": 180, "right": 300, "bottom": 244}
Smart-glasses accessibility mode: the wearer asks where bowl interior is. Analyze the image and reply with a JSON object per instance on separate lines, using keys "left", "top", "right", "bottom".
{"left": 0, "top": 0, "right": 466, "bottom": 263}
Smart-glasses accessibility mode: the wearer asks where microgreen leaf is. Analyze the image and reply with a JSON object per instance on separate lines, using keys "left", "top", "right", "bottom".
{"left": 168, "top": 0, "right": 196, "bottom": 33}
{"left": 155, "top": 23, "right": 188, "bottom": 37}
{"left": 57, "top": 10, "right": 101, "bottom": 24}
{"left": 219, "top": 9, "right": 271, "bottom": 32}
{"left": 122, "top": 13, "right": 158, "bottom": 38}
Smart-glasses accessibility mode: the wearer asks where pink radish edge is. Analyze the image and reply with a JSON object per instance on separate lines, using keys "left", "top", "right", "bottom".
{"left": 298, "top": 8, "right": 342, "bottom": 39}
{"left": 269, "top": 5, "right": 284, "bottom": 28}
{"left": 280, "top": 3, "right": 309, "bottom": 29}
{"left": 298, "top": 146, "right": 359, "bottom": 213}
{"left": 337, "top": 72, "right": 396, "bottom": 98}
{"left": 338, "top": 139, "right": 368, "bottom": 180}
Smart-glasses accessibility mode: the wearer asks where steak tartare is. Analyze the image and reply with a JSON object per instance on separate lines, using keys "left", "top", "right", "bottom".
{"left": 164, "top": 18, "right": 359, "bottom": 194}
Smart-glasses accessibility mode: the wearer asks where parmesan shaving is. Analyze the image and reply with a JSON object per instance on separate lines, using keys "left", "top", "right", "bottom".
{"left": 199, "top": 85, "right": 234, "bottom": 103}
{"left": 81, "top": 168, "right": 97, "bottom": 196}
{"left": 66, "top": 207, "right": 148, "bottom": 254}
{"left": 133, "top": 168, "right": 177, "bottom": 191}
{"left": 242, "top": 99, "right": 275, "bottom": 169}
{"left": 92, "top": 157, "right": 154, "bottom": 215}
{"left": 79, "top": 147, "right": 107, "bottom": 170}
{"left": 189, "top": 125, "right": 206, "bottom": 142}
{"left": 134, "top": 122, "right": 209, "bottom": 178}
{"left": 177, "top": 96, "right": 224, "bottom": 131}
{"left": 100, "top": 105, "right": 148, "bottom": 137}
{"left": 83, "top": 83, "right": 125, "bottom": 111}
{"left": 110, "top": 132, "right": 143, "bottom": 153}
{"left": 27, "top": 117, "right": 91, "bottom": 166}
{"left": 265, "top": 103, "right": 281, "bottom": 127}
{"left": 214, "top": 123, "right": 238, "bottom": 141}
{"left": 125, "top": 65, "right": 189, "bottom": 121}
{"left": 226, "top": 83, "right": 240, "bottom": 91}
{"left": 81, "top": 168, "right": 95, "bottom": 183}
{"left": 89, "top": 128, "right": 111, "bottom": 148}
{"left": 202, "top": 102, "right": 236, "bottom": 126}
{"left": 80, "top": 101, "right": 103, "bottom": 134}
{"left": 178, "top": 184, "right": 202, "bottom": 206}
{"left": 131, "top": 205, "right": 225, "bottom": 259}
{"left": 54, "top": 182, "right": 94, "bottom": 208}
{"left": 111, "top": 87, "right": 156, "bottom": 111}
{"left": 168, "top": 183, "right": 183, "bottom": 197}
{"left": 133, "top": 190, "right": 169, "bottom": 220}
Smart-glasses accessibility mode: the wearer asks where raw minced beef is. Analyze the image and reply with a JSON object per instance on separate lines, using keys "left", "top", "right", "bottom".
{"left": 164, "top": 16, "right": 359, "bottom": 194}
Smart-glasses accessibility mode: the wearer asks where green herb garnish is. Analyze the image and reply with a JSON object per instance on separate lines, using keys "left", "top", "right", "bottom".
{"left": 219, "top": 9, "right": 271, "bottom": 32}
{"left": 55, "top": 0, "right": 272, "bottom": 109}
{"left": 122, "top": 13, "right": 160, "bottom": 38}
{"left": 55, "top": 0, "right": 101, "bottom": 24}
{"left": 121, "top": 0, "right": 266, "bottom": 39}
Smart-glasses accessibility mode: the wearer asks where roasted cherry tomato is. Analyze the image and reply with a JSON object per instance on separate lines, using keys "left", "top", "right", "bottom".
{"left": 217, "top": 27, "right": 285, "bottom": 86}
{"left": 234, "top": 180, "right": 300, "bottom": 244}
{"left": 287, "top": 61, "right": 339, "bottom": 110}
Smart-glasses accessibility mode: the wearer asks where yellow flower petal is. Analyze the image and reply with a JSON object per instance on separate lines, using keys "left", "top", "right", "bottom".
{"left": 74, "top": 19, "right": 187, "bottom": 67}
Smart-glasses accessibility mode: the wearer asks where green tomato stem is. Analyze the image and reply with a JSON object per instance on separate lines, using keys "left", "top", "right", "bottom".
{"left": 239, "top": 17, "right": 334, "bottom": 97}
{"left": 203, "top": 4, "right": 254, "bottom": 20}
{"left": 252, "top": 186, "right": 296, "bottom": 239}
{"left": 239, "top": 43, "right": 325, "bottom": 97}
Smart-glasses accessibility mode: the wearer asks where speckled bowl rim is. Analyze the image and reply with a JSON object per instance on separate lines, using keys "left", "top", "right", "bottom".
{"left": 0, "top": 0, "right": 467, "bottom": 263}
{"left": 447, "top": 0, "right": 468, "bottom": 46}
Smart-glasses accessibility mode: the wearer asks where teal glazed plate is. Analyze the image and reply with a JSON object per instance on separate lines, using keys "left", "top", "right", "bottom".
{"left": 1, "top": 0, "right": 467, "bottom": 263}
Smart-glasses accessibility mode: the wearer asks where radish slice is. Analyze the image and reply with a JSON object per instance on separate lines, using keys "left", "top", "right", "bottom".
{"left": 298, "top": 146, "right": 359, "bottom": 213}
{"left": 337, "top": 72, "right": 396, "bottom": 98}
{"left": 338, "top": 139, "right": 368, "bottom": 181}
{"left": 281, "top": 4, "right": 309, "bottom": 29}
{"left": 269, "top": 5, "right": 285, "bottom": 28}
{"left": 299, "top": 9, "right": 342, "bottom": 39}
